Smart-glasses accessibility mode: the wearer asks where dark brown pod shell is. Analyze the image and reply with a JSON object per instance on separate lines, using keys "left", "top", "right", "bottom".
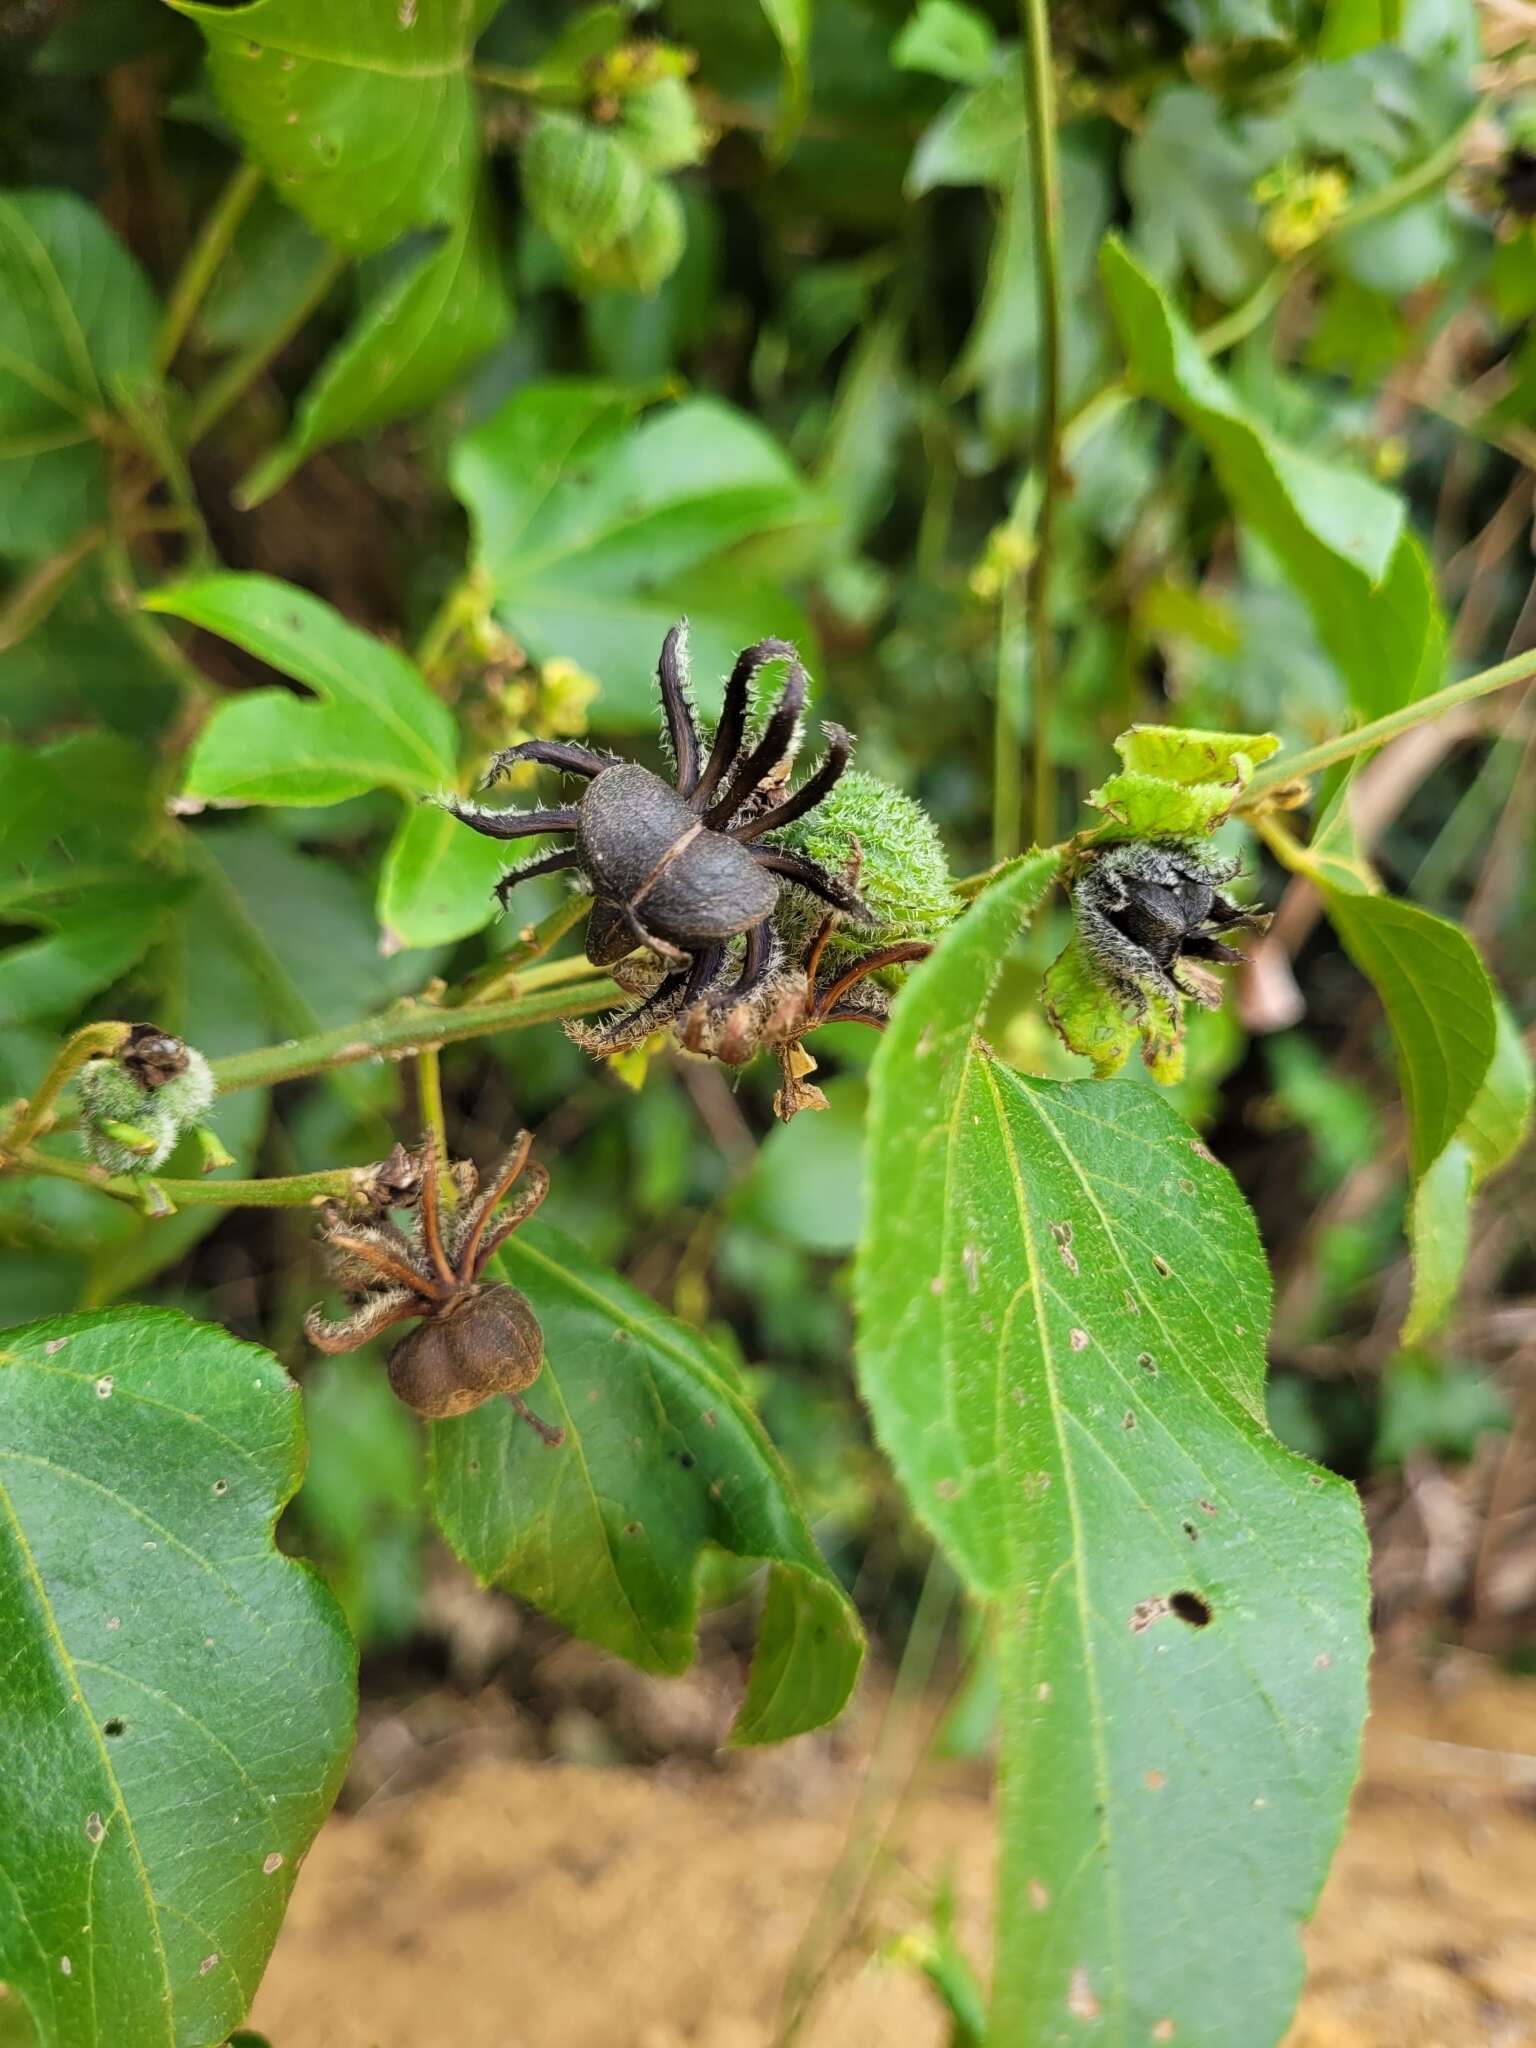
{"left": 386, "top": 1284, "right": 543, "bottom": 1419}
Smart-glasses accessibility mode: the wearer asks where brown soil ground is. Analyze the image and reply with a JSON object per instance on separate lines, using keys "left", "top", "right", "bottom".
{"left": 252, "top": 1657, "right": 1536, "bottom": 2048}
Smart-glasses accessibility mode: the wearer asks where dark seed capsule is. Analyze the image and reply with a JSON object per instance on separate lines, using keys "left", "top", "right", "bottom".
{"left": 387, "top": 1285, "right": 543, "bottom": 1419}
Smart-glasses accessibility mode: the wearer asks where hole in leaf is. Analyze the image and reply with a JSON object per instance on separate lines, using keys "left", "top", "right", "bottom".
{"left": 103, "top": 1718, "right": 125, "bottom": 1737}
{"left": 1169, "top": 1590, "right": 1212, "bottom": 1628}
{"left": 677, "top": 1451, "right": 696, "bottom": 1470}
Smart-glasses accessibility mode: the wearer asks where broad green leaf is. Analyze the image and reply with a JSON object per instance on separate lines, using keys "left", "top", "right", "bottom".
{"left": 169, "top": 0, "right": 498, "bottom": 253}
{"left": 1321, "top": 889, "right": 1496, "bottom": 1182}
{"left": 907, "top": 65, "right": 1022, "bottom": 194}
{"left": 151, "top": 574, "right": 456, "bottom": 804}
{"left": 0, "top": 562, "right": 184, "bottom": 741}
{"left": 0, "top": 192, "right": 157, "bottom": 560}
{"left": 891, "top": 1, "right": 996, "bottom": 83}
{"left": 239, "top": 187, "right": 512, "bottom": 507}
{"left": 429, "top": 1222, "right": 863, "bottom": 1744}
{"left": 1102, "top": 237, "right": 1444, "bottom": 721}
{"left": 1374, "top": 1351, "right": 1507, "bottom": 1467}
{"left": 450, "top": 383, "right": 820, "bottom": 728}
{"left": 1402, "top": 1138, "right": 1471, "bottom": 1346}
{"left": 1320, "top": 0, "right": 1400, "bottom": 57}
{"left": 200, "top": 823, "right": 429, "bottom": 1031}
{"left": 1462, "top": 997, "right": 1534, "bottom": 1186}
{"left": 1125, "top": 88, "right": 1269, "bottom": 302}
{"left": 376, "top": 800, "right": 505, "bottom": 949}
{"left": 758, "top": 0, "right": 811, "bottom": 150}
{"left": 0, "top": 882, "right": 184, "bottom": 1029}
{"left": 856, "top": 858, "right": 1369, "bottom": 2044}
{"left": 0, "top": 1308, "right": 355, "bottom": 2048}
{"left": 1402, "top": 995, "right": 1531, "bottom": 1343}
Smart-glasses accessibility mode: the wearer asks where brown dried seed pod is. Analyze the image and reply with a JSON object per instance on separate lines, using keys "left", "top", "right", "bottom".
{"left": 386, "top": 1285, "right": 544, "bottom": 1419}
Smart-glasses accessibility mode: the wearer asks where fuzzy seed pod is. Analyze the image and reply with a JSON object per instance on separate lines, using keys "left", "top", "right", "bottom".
{"left": 78, "top": 1027, "right": 218, "bottom": 1174}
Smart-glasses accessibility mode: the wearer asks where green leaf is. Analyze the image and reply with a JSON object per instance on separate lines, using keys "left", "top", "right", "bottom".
{"left": 1402, "top": 994, "right": 1530, "bottom": 1344}
{"left": 0, "top": 882, "right": 184, "bottom": 1029}
{"left": 169, "top": 0, "right": 497, "bottom": 253}
{"left": 907, "top": 66, "right": 1022, "bottom": 193}
{"left": 856, "top": 857, "right": 1369, "bottom": 2043}
{"left": 1125, "top": 88, "right": 1270, "bottom": 303}
{"left": 0, "top": 1308, "right": 355, "bottom": 2048}
{"left": 1402, "top": 1138, "right": 1471, "bottom": 1346}
{"left": 151, "top": 573, "right": 457, "bottom": 803}
{"left": 1374, "top": 1351, "right": 1508, "bottom": 1467}
{"left": 1462, "top": 996, "right": 1534, "bottom": 1187}
{"left": 1101, "top": 237, "right": 1443, "bottom": 721}
{"left": 891, "top": 0, "right": 996, "bottom": 82}
{"left": 450, "top": 382, "right": 820, "bottom": 728}
{"left": 376, "top": 800, "right": 506, "bottom": 949}
{"left": 429, "top": 1221, "right": 863, "bottom": 1744}
{"left": 1321, "top": 890, "right": 1496, "bottom": 1183}
{"left": 238, "top": 186, "right": 512, "bottom": 507}
{"left": 0, "top": 192, "right": 158, "bottom": 561}
{"left": 758, "top": 0, "right": 811, "bottom": 151}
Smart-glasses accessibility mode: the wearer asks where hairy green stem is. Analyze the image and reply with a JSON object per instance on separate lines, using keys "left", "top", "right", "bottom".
{"left": 16, "top": 1148, "right": 358, "bottom": 1214}
{"left": 156, "top": 161, "right": 264, "bottom": 372}
{"left": 1242, "top": 647, "right": 1536, "bottom": 800}
{"left": 1020, "top": 0, "right": 1064, "bottom": 853}
{"left": 207, "top": 975, "right": 619, "bottom": 1096}
{"left": 1, "top": 1022, "right": 128, "bottom": 1158}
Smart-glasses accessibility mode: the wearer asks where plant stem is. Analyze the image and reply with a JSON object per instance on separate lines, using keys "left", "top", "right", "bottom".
{"left": 1242, "top": 647, "right": 1536, "bottom": 800}
{"left": 416, "top": 1044, "right": 449, "bottom": 1158}
{"left": 184, "top": 248, "right": 347, "bottom": 449}
{"left": 992, "top": 580, "right": 1024, "bottom": 864}
{"left": 1, "top": 1022, "right": 128, "bottom": 1158}
{"left": 206, "top": 974, "right": 619, "bottom": 1097}
{"left": 156, "top": 161, "right": 264, "bottom": 371}
{"left": 1020, "top": 0, "right": 1064, "bottom": 852}
{"left": 16, "top": 1147, "right": 358, "bottom": 1213}
{"left": 450, "top": 895, "right": 594, "bottom": 1006}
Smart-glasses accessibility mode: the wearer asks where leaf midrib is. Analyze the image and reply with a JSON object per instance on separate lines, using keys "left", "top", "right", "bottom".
{"left": 978, "top": 1053, "right": 1125, "bottom": 2020}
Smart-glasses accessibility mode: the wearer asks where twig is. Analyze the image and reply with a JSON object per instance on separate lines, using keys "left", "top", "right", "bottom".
{"left": 1241, "top": 646, "right": 1536, "bottom": 800}
{"left": 155, "top": 160, "right": 264, "bottom": 371}
{"left": 1, "top": 1023, "right": 128, "bottom": 1159}
{"left": 15, "top": 1148, "right": 358, "bottom": 1215}
{"left": 206, "top": 975, "right": 619, "bottom": 1096}
{"left": 1020, "top": 0, "right": 1064, "bottom": 852}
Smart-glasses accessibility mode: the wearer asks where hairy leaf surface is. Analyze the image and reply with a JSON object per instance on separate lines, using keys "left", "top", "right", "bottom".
{"left": 429, "top": 1222, "right": 863, "bottom": 1743}
{"left": 856, "top": 857, "right": 1370, "bottom": 2045}
{"left": 170, "top": 0, "right": 497, "bottom": 252}
{"left": 0, "top": 1310, "right": 355, "bottom": 2048}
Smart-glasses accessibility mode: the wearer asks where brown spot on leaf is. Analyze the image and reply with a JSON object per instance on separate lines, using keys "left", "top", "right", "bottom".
{"left": 1151, "top": 1254, "right": 1172, "bottom": 1278}
{"left": 1130, "top": 1598, "right": 1168, "bottom": 1633}
{"left": 1067, "top": 1966, "right": 1101, "bottom": 2020}
{"left": 1029, "top": 1878, "right": 1050, "bottom": 1911}
{"left": 1145, "top": 1770, "right": 1166, "bottom": 1791}
{"left": 1069, "top": 1328, "right": 1089, "bottom": 1351}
